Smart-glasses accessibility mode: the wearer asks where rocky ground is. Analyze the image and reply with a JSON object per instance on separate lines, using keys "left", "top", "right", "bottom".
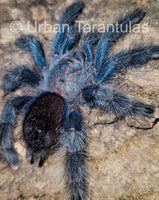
{"left": 0, "top": 0, "right": 159, "bottom": 199}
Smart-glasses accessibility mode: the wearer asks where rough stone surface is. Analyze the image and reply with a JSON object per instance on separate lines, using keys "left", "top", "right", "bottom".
{"left": 0, "top": 0, "right": 159, "bottom": 200}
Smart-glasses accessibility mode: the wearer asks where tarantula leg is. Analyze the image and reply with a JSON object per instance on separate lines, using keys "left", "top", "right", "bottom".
{"left": 96, "top": 46, "right": 159, "bottom": 83}
{"left": 61, "top": 109, "right": 88, "bottom": 200}
{"left": 81, "top": 31, "right": 101, "bottom": 62}
{"left": 60, "top": 25, "right": 81, "bottom": 54}
{"left": 94, "top": 9, "right": 145, "bottom": 69}
{"left": 60, "top": 1, "right": 84, "bottom": 25}
{"left": 2, "top": 66, "right": 40, "bottom": 95}
{"left": 82, "top": 85, "right": 157, "bottom": 118}
{"left": 15, "top": 35, "right": 47, "bottom": 70}
{"left": 52, "top": 1, "right": 84, "bottom": 55}
{"left": 0, "top": 96, "right": 35, "bottom": 169}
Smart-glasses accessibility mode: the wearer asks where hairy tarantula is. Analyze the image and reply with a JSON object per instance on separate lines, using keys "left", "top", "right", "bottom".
{"left": 1, "top": 1, "right": 159, "bottom": 200}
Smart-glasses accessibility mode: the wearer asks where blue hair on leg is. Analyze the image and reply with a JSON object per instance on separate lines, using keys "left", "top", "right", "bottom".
{"left": 61, "top": 109, "right": 88, "bottom": 200}
{"left": 52, "top": 2, "right": 84, "bottom": 56}
{"left": 82, "top": 86, "right": 156, "bottom": 118}
{"left": 2, "top": 66, "right": 40, "bottom": 95}
{"left": 0, "top": 96, "right": 34, "bottom": 169}
{"left": 15, "top": 35, "right": 46, "bottom": 69}
{"left": 82, "top": 31, "right": 101, "bottom": 62}
{"left": 95, "top": 46, "right": 159, "bottom": 83}
{"left": 94, "top": 9, "right": 145, "bottom": 69}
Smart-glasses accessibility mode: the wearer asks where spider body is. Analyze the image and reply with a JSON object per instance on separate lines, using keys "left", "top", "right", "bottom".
{"left": 46, "top": 55, "right": 92, "bottom": 101}
{"left": 0, "top": 2, "right": 159, "bottom": 200}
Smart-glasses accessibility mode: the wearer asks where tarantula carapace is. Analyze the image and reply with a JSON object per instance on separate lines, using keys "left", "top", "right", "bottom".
{"left": 0, "top": 2, "right": 159, "bottom": 200}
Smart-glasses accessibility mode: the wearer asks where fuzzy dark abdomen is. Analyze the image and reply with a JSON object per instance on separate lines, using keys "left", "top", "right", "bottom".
{"left": 23, "top": 93, "right": 65, "bottom": 149}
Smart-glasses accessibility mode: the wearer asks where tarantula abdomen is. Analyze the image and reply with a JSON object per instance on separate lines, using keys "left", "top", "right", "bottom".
{"left": 23, "top": 93, "right": 66, "bottom": 149}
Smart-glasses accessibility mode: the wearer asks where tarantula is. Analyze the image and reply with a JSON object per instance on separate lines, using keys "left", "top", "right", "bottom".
{"left": 0, "top": 1, "right": 159, "bottom": 200}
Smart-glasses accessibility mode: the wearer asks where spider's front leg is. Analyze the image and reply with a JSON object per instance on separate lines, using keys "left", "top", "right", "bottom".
{"left": 82, "top": 85, "right": 159, "bottom": 119}
{"left": 61, "top": 108, "right": 88, "bottom": 200}
{"left": 0, "top": 96, "right": 35, "bottom": 170}
{"left": 52, "top": 1, "right": 84, "bottom": 56}
{"left": 96, "top": 46, "right": 159, "bottom": 83}
{"left": 94, "top": 9, "right": 145, "bottom": 68}
{"left": 15, "top": 35, "right": 47, "bottom": 70}
{"left": 2, "top": 66, "right": 40, "bottom": 95}
{"left": 81, "top": 31, "right": 102, "bottom": 62}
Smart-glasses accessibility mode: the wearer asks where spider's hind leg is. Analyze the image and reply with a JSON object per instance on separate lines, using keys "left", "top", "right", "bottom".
{"left": 82, "top": 85, "right": 157, "bottom": 119}
{"left": 2, "top": 66, "right": 40, "bottom": 95}
{"left": 0, "top": 96, "right": 35, "bottom": 169}
{"left": 61, "top": 108, "right": 88, "bottom": 200}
